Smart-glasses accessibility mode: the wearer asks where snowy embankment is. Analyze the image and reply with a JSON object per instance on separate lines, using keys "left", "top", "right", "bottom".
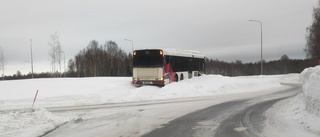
{"left": 286, "top": 66, "right": 320, "bottom": 136}
{"left": 267, "top": 66, "right": 320, "bottom": 137}
{"left": 0, "top": 75, "right": 289, "bottom": 137}
{"left": 300, "top": 66, "right": 320, "bottom": 117}
{"left": 0, "top": 75, "right": 283, "bottom": 109}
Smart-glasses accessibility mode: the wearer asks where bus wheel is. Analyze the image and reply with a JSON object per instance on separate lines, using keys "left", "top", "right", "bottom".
{"left": 174, "top": 74, "right": 179, "bottom": 82}
{"left": 180, "top": 74, "right": 184, "bottom": 81}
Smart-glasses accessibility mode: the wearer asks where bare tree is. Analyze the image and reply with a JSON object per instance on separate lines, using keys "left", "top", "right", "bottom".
{"left": 56, "top": 43, "right": 63, "bottom": 77}
{"left": 280, "top": 54, "right": 290, "bottom": 74}
{"left": 305, "top": 1, "right": 320, "bottom": 60}
{"left": 86, "top": 40, "right": 99, "bottom": 76}
{"left": 16, "top": 70, "right": 22, "bottom": 77}
{"left": 67, "top": 59, "right": 76, "bottom": 77}
{"left": 70, "top": 40, "right": 133, "bottom": 77}
{"left": 48, "top": 32, "right": 63, "bottom": 77}
{"left": 106, "top": 41, "right": 118, "bottom": 76}
{"left": 0, "top": 46, "right": 6, "bottom": 80}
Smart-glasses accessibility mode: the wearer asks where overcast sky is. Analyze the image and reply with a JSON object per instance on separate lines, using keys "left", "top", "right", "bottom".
{"left": 0, "top": 0, "right": 318, "bottom": 75}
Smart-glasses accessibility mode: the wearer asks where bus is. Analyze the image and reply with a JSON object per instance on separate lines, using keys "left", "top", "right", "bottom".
{"left": 132, "top": 48, "right": 205, "bottom": 86}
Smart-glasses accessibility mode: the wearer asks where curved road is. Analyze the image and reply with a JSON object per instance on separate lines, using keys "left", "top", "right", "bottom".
{"left": 42, "top": 86, "right": 300, "bottom": 137}
{"left": 142, "top": 87, "right": 300, "bottom": 137}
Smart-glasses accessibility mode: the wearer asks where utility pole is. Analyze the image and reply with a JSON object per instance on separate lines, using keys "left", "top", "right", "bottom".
{"left": 249, "top": 20, "right": 263, "bottom": 75}
{"left": 0, "top": 46, "right": 4, "bottom": 80}
{"left": 124, "top": 39, "right": 134, "bottom": 53}
{"left": 30, "top": 39, "right": 34, "bottom": 78}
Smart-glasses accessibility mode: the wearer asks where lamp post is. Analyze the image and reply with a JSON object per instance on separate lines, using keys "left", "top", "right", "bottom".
{"left": 124, "top": 39, "right": 134, "bottom": 53}
{"left": 30, "top": 39, "right": 34, "bottom": 78}
{"left": 249, "top": 20, "right": 263, "bottom": 75}
{"left": 0, "top": 46, "right": 4, "bottom": 80}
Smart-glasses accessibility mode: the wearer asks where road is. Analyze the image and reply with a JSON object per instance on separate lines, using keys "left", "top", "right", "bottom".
{"left": 143, "top": 87, "right": 300, "bottom": 137}
{"left": 41, "top": 86, "right": 300, "bottom": 137}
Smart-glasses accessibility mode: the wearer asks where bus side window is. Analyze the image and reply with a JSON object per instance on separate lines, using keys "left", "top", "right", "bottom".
{"left": 166, "top": 56, "right": 170, "bottom": 64}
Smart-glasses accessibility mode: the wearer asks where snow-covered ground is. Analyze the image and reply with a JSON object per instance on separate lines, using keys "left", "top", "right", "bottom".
{"left": 0, "top": 75, "right": 283, "bottom": 109}
{"left": 0, "top": 70, "right": 318, "bottom": 137}
{"left": 264, "top": 66, "right": 320, "bottom": 137}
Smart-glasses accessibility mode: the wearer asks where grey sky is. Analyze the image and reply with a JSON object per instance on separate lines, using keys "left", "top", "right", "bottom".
{"left": 0, "top": 0, "right": 318, "bottom": 75}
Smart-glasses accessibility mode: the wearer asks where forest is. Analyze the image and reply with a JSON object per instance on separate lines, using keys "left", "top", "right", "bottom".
{"left": 3, "top": 40, "right": 318, "bottom": 80}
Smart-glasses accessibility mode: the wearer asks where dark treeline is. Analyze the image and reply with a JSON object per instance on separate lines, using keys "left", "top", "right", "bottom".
{"left": 205, "top": 55, "right": 318, "bottom": 76}
{"left": 5, "top": 57, "right": 315, "bottom": 80}
{"left": 67, "top": 40, "right": 133, "bottom": 77}
{"left": 4, "top": 71, "right": 52, "bottom": 80}
{"left": 2, "top": 39, "right": 319, "bottom": 80}
{"left": 2, "top": 40, "right": 133, "bottom": 80}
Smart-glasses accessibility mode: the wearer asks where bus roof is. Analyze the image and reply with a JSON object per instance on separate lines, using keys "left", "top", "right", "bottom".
{"left": 134, "top": 48, "right": 205, "bottom": 59}
{"left": 163, "top": 48, "right": 204, "bottom": 59}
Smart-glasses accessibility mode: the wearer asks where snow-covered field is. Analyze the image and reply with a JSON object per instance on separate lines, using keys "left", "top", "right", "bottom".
{"left": 0, "top": 75, "right": 283, "bottom": 109}
{"left": 0, "top": 67, "right": 319, "bottom": 137}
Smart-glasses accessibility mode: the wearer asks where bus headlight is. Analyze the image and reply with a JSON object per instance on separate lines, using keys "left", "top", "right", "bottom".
{"left": 157, "top": 77, "right": 163, "bottom": 81}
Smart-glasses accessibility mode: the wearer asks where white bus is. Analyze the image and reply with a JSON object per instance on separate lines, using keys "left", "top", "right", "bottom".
{"left": 132, "top": 49, "right": 205, "bottom": 86}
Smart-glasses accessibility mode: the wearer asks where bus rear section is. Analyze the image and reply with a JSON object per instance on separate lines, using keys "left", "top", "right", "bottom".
{"left": 132, "top": 49, "right": 166, "bottom": 86}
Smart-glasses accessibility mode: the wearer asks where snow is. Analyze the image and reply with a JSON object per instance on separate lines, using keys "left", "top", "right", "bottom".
{"left": 300, "top": 66, "right": 320, "bottom": 117}
{"left": 0, "top": 108, "right": 67, "bottom": 137}
{"left": 278, "top": 73, "right": 301, "bottom": 85}
{"left": 0, "top": 75, "right": 282, "bottom": 110}
{"left": 264, "top": 66, "right": 320, "bottom": 137}
{"left": 0, "top": 72, "right": 318, "bottom": 136}
{"left": 288, "top": 66, "right": 320, "bottom": 135}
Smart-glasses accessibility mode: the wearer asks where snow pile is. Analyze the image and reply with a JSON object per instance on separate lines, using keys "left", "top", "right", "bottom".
{"left": 0, "top": 77, "right": 133, "bottom": 109}
{"left": 287, "top": 93, "right": 320, "bottom": 136}
{"left": 278, "top": 73, "right": 302, "bottom": 85}
{"left": 280, "top": 66, "right": 320, "bottom": 135}
{"left": 0, "top": 108, "right": 67, "bottom": 137}
{"left": 299, "top": 66, "right": 320, "bottom": 116}
{"left": 157, "top": 75, "right": 281, "bottom": 98}
{"left": 0, "top": 74, "right": 291, "bottom": 137}
{"left": 0, "top": 75, "right": 281, "bottom": 109}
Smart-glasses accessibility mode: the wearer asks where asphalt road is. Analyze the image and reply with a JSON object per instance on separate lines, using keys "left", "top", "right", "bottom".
{"left": 142, "top": 87, "right": 300, "bottom": 137}
{"left": 41, "top": 86, "right": 300, "bottom": 137}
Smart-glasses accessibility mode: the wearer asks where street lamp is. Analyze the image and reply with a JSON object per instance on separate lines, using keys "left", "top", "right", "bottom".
{"left": 124, "top": 39, "right": 134, "bottom": 53}
{"left": 30, "top": 39, "right": 34, "bottom": 78}
{"left": 249, "top": 20, "right": 263, "bottom": 75}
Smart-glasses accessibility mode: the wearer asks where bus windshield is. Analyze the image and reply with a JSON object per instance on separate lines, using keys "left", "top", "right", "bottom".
{"left": 133, "top": 50, "right": 163, "bottom": 67}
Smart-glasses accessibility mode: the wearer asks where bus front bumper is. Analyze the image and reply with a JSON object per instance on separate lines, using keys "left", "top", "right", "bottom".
{"left": 132, "top": 79, "right": 164, "bottom": 86}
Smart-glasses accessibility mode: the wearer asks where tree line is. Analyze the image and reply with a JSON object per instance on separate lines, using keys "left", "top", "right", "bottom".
{"left": 3, "top": 38, "right": 135, "bottom": 80}
{"left": 67, "top": 40, "right": 133, "bottom": 77}
{"left": 4, "top": 52, "right": 318, "bottom": 80}
{"left": 204, "top": 55, "right": 317, "bottom": 76}
{"left": 5, "top": 53, "right": 317, "bottom": 80}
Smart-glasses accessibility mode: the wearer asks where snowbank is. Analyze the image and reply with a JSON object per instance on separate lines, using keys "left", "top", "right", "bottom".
{"left": 299, "top": 66, "right": 320, "bottom": 116}
{"left": 0, "top": 108, "right": 67, "bottom": 137}
{"left": 0, "top": 75, "right": 286, "bottom": 137}
{"left": 0, "top": 75, "right": 282, "bottom": 109}
{"left": 278, "top": 73, "right": 302, "bottom": 85}
{"left": 278, "top": 66, "right": 320, "bottom": 136}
